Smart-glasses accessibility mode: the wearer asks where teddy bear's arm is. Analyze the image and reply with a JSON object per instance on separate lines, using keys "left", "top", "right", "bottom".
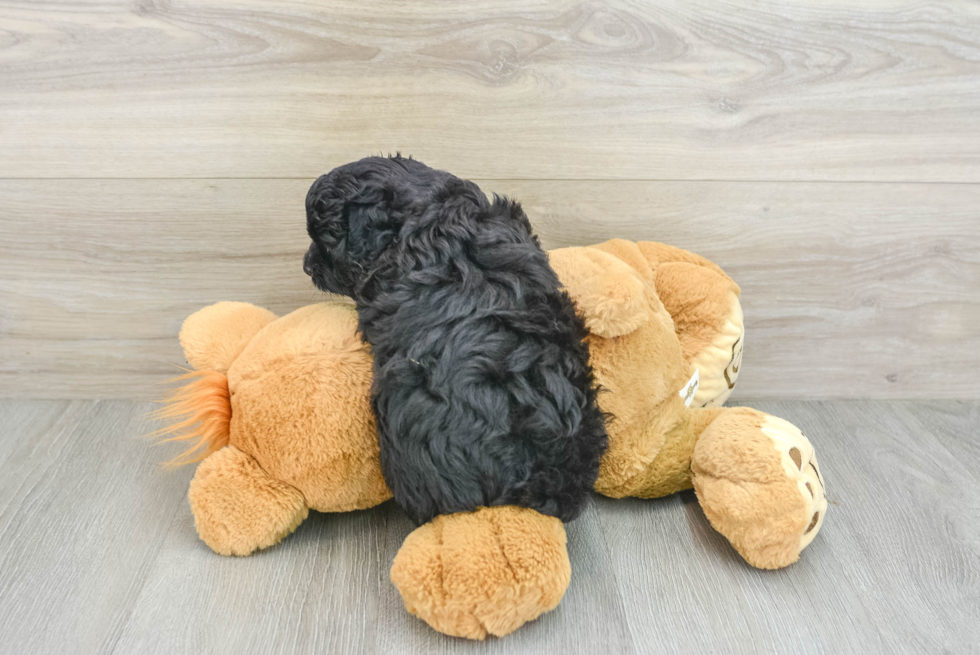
{"left": 548, "top": 247, "right": 650, "bottom": 338}
{"left": 179, "top": 302, "right": 277, "bottom": 373}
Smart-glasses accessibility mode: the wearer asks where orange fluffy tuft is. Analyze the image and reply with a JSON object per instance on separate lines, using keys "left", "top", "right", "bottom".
{"left": 147, "top": 369, "right": 232, "bottom": 467}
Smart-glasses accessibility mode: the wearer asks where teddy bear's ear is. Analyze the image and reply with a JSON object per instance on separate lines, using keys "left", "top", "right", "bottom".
{"left": 179, "top": 302, "right": 278, "bottom": 373}
{"left": 549, "top": 247, "right": 650, "bottom": 338}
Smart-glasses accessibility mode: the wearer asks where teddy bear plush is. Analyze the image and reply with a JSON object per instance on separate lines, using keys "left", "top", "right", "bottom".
{"left": 155, "top": 239, "right": 826, "bottom": 640}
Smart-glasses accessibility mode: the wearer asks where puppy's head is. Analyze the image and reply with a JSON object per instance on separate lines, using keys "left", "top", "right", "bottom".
{"left": 304, "top": 155, "right": 452, "bottom": 296}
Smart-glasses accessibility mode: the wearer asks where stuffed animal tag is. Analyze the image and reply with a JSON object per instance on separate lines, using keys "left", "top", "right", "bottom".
{"left": 680, "top": 368, "right": 700, "bottom": 407}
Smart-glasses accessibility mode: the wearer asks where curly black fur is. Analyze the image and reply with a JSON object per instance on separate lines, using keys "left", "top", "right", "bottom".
{"left": 304, "top": 155, "right": 607, "bottom": 525}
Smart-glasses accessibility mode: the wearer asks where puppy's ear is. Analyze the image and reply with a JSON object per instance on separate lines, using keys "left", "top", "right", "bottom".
{"left": 346, "top": 200, "right": 399, "bottom": 263}
{"left": 305, "top": 173, "right": 351, "bottom": 248}
{"left": 306, "top": 171, "right": 400, "bottom": 264}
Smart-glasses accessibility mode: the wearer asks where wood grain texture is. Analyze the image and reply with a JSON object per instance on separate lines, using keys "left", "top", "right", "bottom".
{"left": 899, "top": 400, "right": 980, "bottom": 485}
{"left": 2, "top": 399, "right": 978, "bottom": 653}
{"left": 0, "top": 400, "right": 190, "bottom": 655}
{"left": 744, "top": 400, "right": 980, "bottom": 654}
{"left": 1, "top": 179, "right": 977, "bottom": 399}
{"left": 596, "top": 398, "right": 980, "bottom": 654}
{"left": 1, "top": 0, "right": 980, "bottom": 180}
{"left": 113, "top": 503, "right": 387, "bottom": 654}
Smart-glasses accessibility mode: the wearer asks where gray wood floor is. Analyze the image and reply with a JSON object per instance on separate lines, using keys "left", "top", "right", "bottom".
{"left": 1, "top": 399, "right": 978, "bottom": 654}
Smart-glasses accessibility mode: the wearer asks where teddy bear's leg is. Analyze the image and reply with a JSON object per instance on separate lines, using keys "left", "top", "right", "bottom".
{"left": 390, "top": 506, "right": 571, "bottom": 640}
{"left": 691, "top": 407, "right": 827, "bottom": 569}
{"left": 188, "top": 445, "right": 309, "bottom": 556}
{"left": 180, "top": 301, "right": 278, "bottom": 373}
{"left": 605, "top": 404, "right": 725, "bottom": 499}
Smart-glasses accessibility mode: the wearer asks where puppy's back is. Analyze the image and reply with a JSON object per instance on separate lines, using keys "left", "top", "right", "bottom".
{"left": 364, "top": 190, "right": 607, "bottom": 526}
{"left": 305, "top": 156, "right": 607, "bottom": 526}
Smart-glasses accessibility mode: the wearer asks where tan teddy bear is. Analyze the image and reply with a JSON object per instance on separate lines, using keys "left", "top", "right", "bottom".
{"left": 155, "top": 239, "right": 826, "bottom": 640}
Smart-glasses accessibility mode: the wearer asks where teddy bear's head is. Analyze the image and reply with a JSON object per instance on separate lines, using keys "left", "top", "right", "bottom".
{"left": 173, "top": 301, "right": 392, "bottom": 514}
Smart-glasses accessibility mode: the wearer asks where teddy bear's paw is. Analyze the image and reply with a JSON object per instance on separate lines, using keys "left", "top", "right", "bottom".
{"left": 760, "top": 414, "right": 827, "bottom": 553}
{"left": 390, "top": 506, "right": 571, "bottom": 640}
{"left": 692, "top": 409, "right": 827, "bottom": 569}
{"left": 188, "top": 445, "right": 309, "bottom": 556}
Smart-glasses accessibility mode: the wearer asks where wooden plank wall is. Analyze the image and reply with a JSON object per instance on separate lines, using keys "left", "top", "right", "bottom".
{"left": 1, "top": 0, "right": 978, "bottom": 399}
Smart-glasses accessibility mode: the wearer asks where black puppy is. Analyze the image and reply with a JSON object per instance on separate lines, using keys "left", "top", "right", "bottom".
{"left": 304, "top": 156, "right": 607, "bottom": 526}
